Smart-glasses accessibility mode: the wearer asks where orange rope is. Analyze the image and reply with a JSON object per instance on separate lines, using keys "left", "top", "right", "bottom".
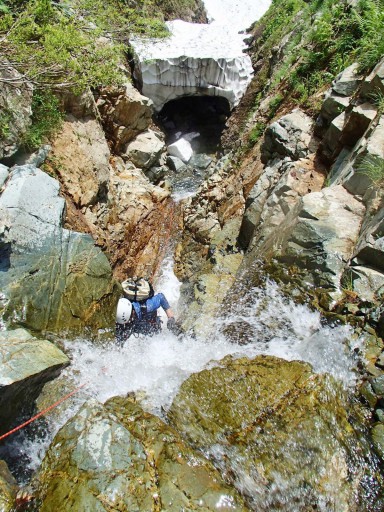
{"left": 0, "top": 382, "right": 87, "bottom": 442}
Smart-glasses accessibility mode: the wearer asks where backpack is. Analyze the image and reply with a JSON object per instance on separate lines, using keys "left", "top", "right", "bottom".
{"left": 121, "top": 277, "right": 154, "bottom": 302}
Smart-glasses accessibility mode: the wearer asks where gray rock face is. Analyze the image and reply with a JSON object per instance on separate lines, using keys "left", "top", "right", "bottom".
{"left": 258, "top": 185, "right": 365, "bottom": 292}
{"left": 0, "top": 329, "right": 69, "bottom": 434}
{"left": 261, "top": 109, "right": 315, "bottom": 163}
{"left": 239, "top": 156, "right": 325, "bottom": 250}
{"left": 331, "top": 63, "right": 362, "bottom": 96}
{"left": 0, "top": 164, "right": 119, "bottom": 335}
{"left": 122, "top": 129, "right": 165, "bottom": 170}
{"left": 34, "top": 397, "right": 249, "bottom": 512}
{"left": 0, "top": 164, "right": 9, "bottom": 188}
{"left": 361, "top": 57, "right": 384, "bottom": 98}
{"left": 96, "top": 82, "right": 154, "bottom": 153}
{"left": 0, "top": 63, "right": 33, "bottom": 160}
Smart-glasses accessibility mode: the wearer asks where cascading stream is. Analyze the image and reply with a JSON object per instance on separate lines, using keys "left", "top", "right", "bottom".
{"left": 2, "top": 2, "right": 383, "bottom": 510}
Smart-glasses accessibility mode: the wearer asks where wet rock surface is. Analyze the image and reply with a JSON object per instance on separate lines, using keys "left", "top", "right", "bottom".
{"left": 0, "top": 329, "right": 69, "bottom": 434}
{"left": 0, "top": 164, "right": 119, "bottom": 335}
{"left": 33, "top": 397, "right": 249, "bottom": 512}
{"left": 0, "top": 460, "right": 17, "bottom": 512}
{"left": 168, "top": 354, "right": 383, "bottom": 511}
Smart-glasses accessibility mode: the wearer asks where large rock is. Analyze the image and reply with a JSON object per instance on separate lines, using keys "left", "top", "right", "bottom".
{"left": 261, "top": 109, "right": 315, "bottom": 163}
{"left": 96, "top": 82, "right": 154, "bottom": 153}
{"left": 0, "top": 329, "right": 69, "bottom": 434}
{"left": 121, "top": 129, "right": 165, "bottom": 170}
{"left": 34, "top": 397, "right": 249, "bottom": 512}
{"left": 239, "top": 155, "right": 325, "bottom": 250}
{"left": 167, "top": 137, "right": 193, "bottom": 163}
{"left": 48, "top": 115, "right": 110, "bottom": 207}
{"left": 131, "top": 20, "right": 254, "bottom": 112}
{"left": 255, "top": 185, "right": 365, "bottom": 293}
{"left": 168, "top": 355, "right": 379, "bottom": 511}
{"left": 0, "top": 63, "right": 33, "bottom": 160}
{"left": 331, "top": 63, "right": 362, "bottom": 96}
{"left": 361, "top": 57, "right": 384, "bottom": 98}
{"left": 0, "top": 460, "right": 17, "bottom": 512}
{"left": 0, "top": 165, "right": 120, "bottom": 334}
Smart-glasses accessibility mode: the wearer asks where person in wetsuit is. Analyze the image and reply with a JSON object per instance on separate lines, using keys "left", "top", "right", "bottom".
{"left": 115, "top": 285, "right": 180, "bottom": 345}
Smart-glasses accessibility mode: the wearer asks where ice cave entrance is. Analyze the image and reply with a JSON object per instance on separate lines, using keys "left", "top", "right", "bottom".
{"left": 158, "top": 95, "right": 230, "bottom": 154}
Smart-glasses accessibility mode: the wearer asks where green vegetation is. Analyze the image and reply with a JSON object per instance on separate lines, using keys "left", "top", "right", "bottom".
{"left": 249, "top": 122, "right": 266, "bottom": 145}
{"left": 252, "top": 0, "right": 384, "bottom": 114}
{"left": 0, "top": 0, "right": 168, "bottom": 91}
{"left": 0, "top": 108, "right": 12, "bottom": 139}
{"left": 0, "top": 0, "right": 169, "bottom": 148}
{"left": 357, "top": 154, "right": 384, "bottom": 186}
{"left": 23, "top": 90, "right": 64, "bottom": 150}
{"left": 268, "top": 93, "right": 283, "bottom": 118}
{"left": 369, "top": 89, "right": 384, "bottom": 115}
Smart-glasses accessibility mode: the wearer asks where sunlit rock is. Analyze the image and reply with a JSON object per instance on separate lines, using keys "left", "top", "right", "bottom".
{"left": 121, "top": 128, "right": 165, "bottom": 170}
{"left": 0, "top": 329, "right": 69, "bottom": 435}
{"left": 0, "top": 164, "right": 9, "bottom": 188}
{"left": 131, "top": 20, "right": 254, "bottom": 112}
{"left": 96, "top": 82, "right": 154, "bottom": 153}
{"left": 239, "top": 155, "right": 325, "bottom": 250}
{"left": 261, "top": 109, "right": 315, "bottom": 163}
{"left": 254, "top": 185, "right": 365, "bottom": 294}
{"left": 167, "top": 137, "right": 193, "bottom": 163}
{"left": 33, "top": 397, "right": 249, "bottom": 512}
{"left": 168, "top": 354, "right": 382, "bottom": 511}
{"left": 331, "top": 63, "right": 362, "bottom": 96}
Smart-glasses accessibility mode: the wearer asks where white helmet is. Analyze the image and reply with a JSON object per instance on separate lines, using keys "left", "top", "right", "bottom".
{"left": 116, "top": 298, "right": 132, "bottom": 325}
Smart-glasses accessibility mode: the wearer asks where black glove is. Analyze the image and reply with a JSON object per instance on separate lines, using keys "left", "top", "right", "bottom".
{"left": 167, "top": 317, "right": 182, "bottom": 335}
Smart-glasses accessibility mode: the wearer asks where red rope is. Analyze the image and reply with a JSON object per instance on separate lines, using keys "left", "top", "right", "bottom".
{"left": 0, "top": 382, "right": 87, "bottom": 442}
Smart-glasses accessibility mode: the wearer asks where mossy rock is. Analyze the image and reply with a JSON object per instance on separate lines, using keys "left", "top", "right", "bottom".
{"left": 168, "top": 354, "right": 383, "bottom": 510}
{"left": 33, "top": 397, "right": 249, "bottom": 511}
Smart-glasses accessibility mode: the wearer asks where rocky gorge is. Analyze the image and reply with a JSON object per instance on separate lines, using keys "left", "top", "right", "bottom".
{"left": 1, "top": 0, "right": 384, "bottom": 510}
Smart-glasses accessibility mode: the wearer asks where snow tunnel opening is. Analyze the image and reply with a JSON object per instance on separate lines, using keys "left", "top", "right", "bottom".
{"left": 157, "top": 95, "right": 231, "bottom": 155}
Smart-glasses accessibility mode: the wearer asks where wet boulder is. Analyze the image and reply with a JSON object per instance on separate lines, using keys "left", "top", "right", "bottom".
{"left": 33, "top": 397, "right": 249, "bottom": 512}
{"left": 0, "top": 164, "right": 120, "bottom": 335}
{"left": 168, "top": 354, "right": 380, "bottom": 511}
{"left": 0, "top": 329, "right": 69, "bottom": 435}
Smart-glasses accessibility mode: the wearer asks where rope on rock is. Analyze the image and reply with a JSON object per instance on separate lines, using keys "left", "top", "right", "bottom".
{"left": 0, "top": 382, "right": 87, "bottom": 442}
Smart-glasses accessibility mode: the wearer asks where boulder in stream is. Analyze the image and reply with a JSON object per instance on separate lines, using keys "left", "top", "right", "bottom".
{"left": 168, "top": 354, "right": 383, "bottom": 511}
{"left": 0, "top": 329, "right": 69, "bottom": 435}
{"left": 33, "top": 397, "right": 249, "bottom": 512}
{"left": 0, "top": 164, "right": 120, "bottom": 335}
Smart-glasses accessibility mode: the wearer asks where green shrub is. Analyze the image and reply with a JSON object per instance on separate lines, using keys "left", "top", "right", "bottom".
{"left": 249, "top": 122, "right": 266, "bottom": 145}
{"left": 357, "top": 154, "right": 384, "bottom": 187}
{"left": 268, "top": 94, "right": 284, "bottom": 118}
{"left": 0, "top": 0, "right": 168, "bottom": 92}
{"left": 22, "top": 90, "right": 64, "bottom": 151}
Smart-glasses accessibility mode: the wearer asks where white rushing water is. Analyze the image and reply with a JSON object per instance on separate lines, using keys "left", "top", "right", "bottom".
{"left": 10, "top": 257, "right": 362, "bottom": 479}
